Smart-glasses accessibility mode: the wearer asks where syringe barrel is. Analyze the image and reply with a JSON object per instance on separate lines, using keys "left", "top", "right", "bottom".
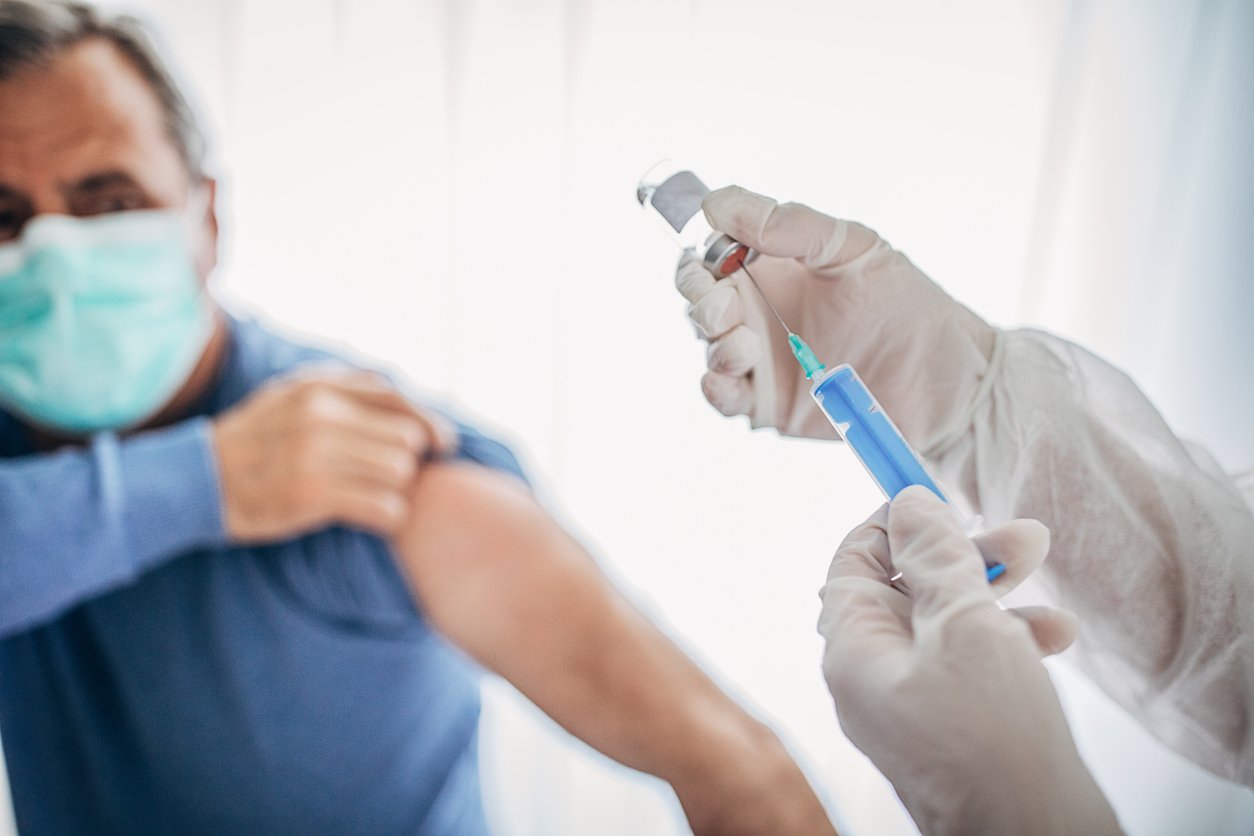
{"left": 810, "top": 364, "right": 1008, "bottom": 581}
{"left": 809, "top": 364, "right": 951, "bottom": 503}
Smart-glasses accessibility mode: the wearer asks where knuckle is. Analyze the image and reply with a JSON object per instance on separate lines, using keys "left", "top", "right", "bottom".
{"left": 287, "top": 377, "right": 322, "bottom": 400}
{"left": 430, "top": 420, "right": 457, "bottom": 452}
{"left": 394, "top": 419, "right": 425, "bottom": 449}
{"left": 366, "top": 491, "right": 407, "bottom": 531}
{"left": 390, "top": 451, "right": 418, "bottom": 482}
{"left": 373, "top": 451, "right": 414, "bottom": 487}
{"left": 295, "top": 384, "right": 338, "bottom": 420}
{"left": 294, "top": 431, "right": 328, "bottom": 467}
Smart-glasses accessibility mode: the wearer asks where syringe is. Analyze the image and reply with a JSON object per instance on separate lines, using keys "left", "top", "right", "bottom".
{"left": 634, "top": 163, "right": 1003, "bottom": 582}
{"left": 739, "top": 263, "right": 1006, "bottom": 583}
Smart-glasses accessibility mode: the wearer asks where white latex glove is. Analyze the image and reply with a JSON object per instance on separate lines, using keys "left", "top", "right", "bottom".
{"left": 819, "top": 487, "right": 1122, "bottom": 836}
{"left": 675, "top": 185, "right": 994, "bottom": 448}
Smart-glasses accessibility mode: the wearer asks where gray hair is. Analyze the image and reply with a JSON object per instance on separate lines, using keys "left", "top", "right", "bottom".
{"left": 0, "top": 0, "right": 207, "bottom": 178}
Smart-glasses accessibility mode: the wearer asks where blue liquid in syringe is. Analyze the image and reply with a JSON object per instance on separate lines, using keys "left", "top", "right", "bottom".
{"left": 811, "top": 364, "right": 948, "bottom": 502}
{"left": 790, "top": 336, "right": 1005, "bottom": 583}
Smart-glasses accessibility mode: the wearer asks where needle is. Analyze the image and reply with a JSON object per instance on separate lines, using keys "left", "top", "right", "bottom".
{"left": 739, "top": 261, "right": 793, "bottom": 334}
{"left": 740, "top": 261, "right": 827, "bottom": 380}
{"left": 740, "top": 258, "right": 1004, "bottom": 585}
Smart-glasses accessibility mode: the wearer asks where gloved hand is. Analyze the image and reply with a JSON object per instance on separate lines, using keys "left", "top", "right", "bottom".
{"left": 675, "top": 186, "right": 994, "bottom": 448}
{"left": 818, "top": 486, "right": 1121, "bottom": 835}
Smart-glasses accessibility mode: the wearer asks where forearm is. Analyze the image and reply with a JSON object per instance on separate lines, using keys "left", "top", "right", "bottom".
{"left": 0, "top": 419, "right": 225, "bottom": 636}
{"left": 927, "top": 328, "right": 1254, "bottom": 783}
{"left": 391, "top": 462, "right": 831, "bottom": 832}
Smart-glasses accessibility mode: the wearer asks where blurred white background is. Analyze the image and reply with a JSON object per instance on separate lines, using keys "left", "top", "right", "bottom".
{"left": 3, "top": 0, "right": 1252, "bottom": 833}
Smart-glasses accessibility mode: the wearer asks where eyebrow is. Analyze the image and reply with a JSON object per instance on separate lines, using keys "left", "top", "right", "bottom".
{"left": 64, "top": 170, "right": 144, "bottom": 194}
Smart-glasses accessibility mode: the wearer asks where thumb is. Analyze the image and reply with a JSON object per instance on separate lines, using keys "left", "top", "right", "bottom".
{"left": 1007, "top": 606, "right": 1080, "bottom": 657}
{"left": 974, "top": 518, "right": 1051, "bottom": 595}
{"left": 887, "top": 486, "right": 992, "bottom": 623}
{"left": 701, "top": 185, "right": 876, "bottom": 269}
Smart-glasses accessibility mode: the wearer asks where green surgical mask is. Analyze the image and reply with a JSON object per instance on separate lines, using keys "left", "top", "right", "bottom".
{"left": 0, "top": 208, "right": 213, "bottom": 434}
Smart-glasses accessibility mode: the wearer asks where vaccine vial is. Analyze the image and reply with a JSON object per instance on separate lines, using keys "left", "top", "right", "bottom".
{"left": 636, "top": 162, "right": 756, "bottom": 278}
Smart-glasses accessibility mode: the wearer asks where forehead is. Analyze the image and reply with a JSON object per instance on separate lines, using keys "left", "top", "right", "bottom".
{"left": 0, "top": 37, "right": 185, "bottom": 198}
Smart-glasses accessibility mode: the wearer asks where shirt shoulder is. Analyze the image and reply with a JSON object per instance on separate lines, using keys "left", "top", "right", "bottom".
{"left": 219, "top": 313, "right": 529, "bottom": 485}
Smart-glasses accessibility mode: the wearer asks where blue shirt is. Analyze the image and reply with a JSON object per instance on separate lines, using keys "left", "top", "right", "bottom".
{"left": 0, "top": 314, "right": 526, "bottom": 835}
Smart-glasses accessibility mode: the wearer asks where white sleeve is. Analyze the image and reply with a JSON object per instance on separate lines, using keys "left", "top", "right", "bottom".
{"left": 924, "top": 328, "right": 1254, "bottom": 787}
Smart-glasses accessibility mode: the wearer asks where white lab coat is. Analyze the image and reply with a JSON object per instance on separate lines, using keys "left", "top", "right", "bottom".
{"left": 928, "top": 329, "right": 1254, "bottom": 786}
{"left": 928, "top": 0, "right": 1254, "bottom": 828}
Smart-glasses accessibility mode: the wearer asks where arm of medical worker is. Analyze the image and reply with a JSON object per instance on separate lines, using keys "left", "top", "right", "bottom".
{"left": 677, "top": 186, "right": 1254, "bottom": 787}
{"left": 818, "top": 487, "right": 1121, "bottom": 836}
{"left": 928, "top": 329, "right": 1254, "bottom": 788}
{"left": 391, "top": 462, "right": 836, "bottom": 836}
{"left": 0, "top": 420, "right": 227, "bottom": 638}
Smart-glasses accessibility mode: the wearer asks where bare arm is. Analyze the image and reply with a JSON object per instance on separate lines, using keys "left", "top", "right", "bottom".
{"left": 391, "top": 461, "right": 834, "bottom": 835}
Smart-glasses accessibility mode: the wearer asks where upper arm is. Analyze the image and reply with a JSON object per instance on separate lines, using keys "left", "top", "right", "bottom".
{"left": 389, "top": 462, "right": 608, "bottom": 673}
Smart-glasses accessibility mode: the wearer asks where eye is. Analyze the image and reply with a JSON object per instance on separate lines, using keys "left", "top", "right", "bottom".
{"left": 0, "top": 206, "right": 31, "bottom": 244}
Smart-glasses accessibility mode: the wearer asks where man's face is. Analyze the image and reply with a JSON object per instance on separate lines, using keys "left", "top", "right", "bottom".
{"left": 0, "top": 37, "right": 217, "bottom": 277}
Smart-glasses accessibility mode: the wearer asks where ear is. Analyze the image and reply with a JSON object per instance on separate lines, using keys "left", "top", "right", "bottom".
{"left": 192, "top": 176, "right": 219, "bottom": 283}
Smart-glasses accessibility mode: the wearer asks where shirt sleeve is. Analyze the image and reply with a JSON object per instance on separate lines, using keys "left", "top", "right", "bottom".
{"left": 447, "top": 418, "right": 529, "bottom": 485}
{"left": 381, "top": 374, "right": 529, "bottom": 486}
{"left": 925, "top": 328, "right": 1254, "bottom": 787}
{"left": 0, "top": 417, "right": 228, "bottom": 638}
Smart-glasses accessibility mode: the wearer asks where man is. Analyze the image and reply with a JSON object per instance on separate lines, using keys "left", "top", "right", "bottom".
{"left": 0, "top": 3, "right": 834, "bottom": 833}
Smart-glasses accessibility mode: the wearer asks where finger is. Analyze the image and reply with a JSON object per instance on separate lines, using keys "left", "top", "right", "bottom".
{"left": 325, "top": 374, "right": 429, "bottom": 418}
{"left": 284, "top": 360, "right": 363, "bottom": 384}
{"left": 887, "top": 486, "right": 992, "bottom": 623}
{"left": 412, "top": 408, "right": 458, "bottom": 458}
{"left": 819, "top": 512, "right": 913, "bottom": 688}
{"left": 700, "top": 371, "right": 754, "bottom": 418}
{"left": 819, "top": 504, "right": 917, "bottom": 695}
{"left": 388, "top": 406, "right": 458, "bottom": 458}
{"left": 326, "top": 481, "right": 409, "bottom": 535}
{"left": 818, "top": 506, "right": 903, "bottom": 648}
{"left": 819, "top": 574, "right": 913, "bottom": 693}
{"left": 327, "top": 435, "right": 420, "bottom": 489}
{"left": 825, "top": 504, "right": 891, "bottom": 584}
{"left": 285, "top": 368, "right": 427, "bottom": 424}
{"left": 675, "top": 253, "right": 719, "bottom": 303}
{"left": 317, "top": 396, "right": 431, "bottom": 451}
{"left": 1007, "top": 605, "right": 1079, "bottom": 657}
{"left": 702, "top": 186, "right": 876, "bottom": 269}
{"left": 688, "top": 283, "right": 744, "bottom": 340}
{"left": 975, "top": 518, "right": 1051, "bottom": 595}
{"left": 292, "top": 370, "right": 455, "bottom": 455}
{"left": 706, "top": 325, "right": 762, "bottom": 376}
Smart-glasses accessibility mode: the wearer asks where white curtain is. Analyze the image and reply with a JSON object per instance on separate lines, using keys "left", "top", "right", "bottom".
{"left": 2, "top": 1, "right": 1250, "bottom": 833}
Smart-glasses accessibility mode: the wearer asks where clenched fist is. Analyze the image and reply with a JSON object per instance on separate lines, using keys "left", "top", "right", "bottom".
{"left": 211, "top": 368, "right": 455, "bottom": 542}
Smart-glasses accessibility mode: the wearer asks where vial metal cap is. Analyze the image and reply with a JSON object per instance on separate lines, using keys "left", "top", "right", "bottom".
{"left": 704, "top": 235, "right": 758, "bottom": 278}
